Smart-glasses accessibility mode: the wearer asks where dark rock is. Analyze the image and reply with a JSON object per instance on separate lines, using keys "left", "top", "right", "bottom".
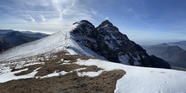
{"left": 70, "top": 20, "right": 170, "bottom": 68}
{"left": 149, "top": 55, "right": 171, "bottom": 69}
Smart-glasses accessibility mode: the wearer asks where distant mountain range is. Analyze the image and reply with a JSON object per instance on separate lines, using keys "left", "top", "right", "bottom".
{"left": 0, "top": 38, "right": 13, "bottom": 52}
{"left": 168, "top": 41, "right": 186, "bottom": 50}
{"left": 144, "top": 42, "right": 186, "bottom": 70}
{"left": 0, "top": 29, "right": 48, "bottom": 52}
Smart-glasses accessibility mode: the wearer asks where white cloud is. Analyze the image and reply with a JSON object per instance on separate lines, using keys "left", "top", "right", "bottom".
{"left": 0, "top": 0, "right": 99, "bottom": 33}
{"left": 91, "top": 8, "right": 97, "bottom": 15}
{"left": 26, "top": 14, "right": 35, "bottom": 22}
{"left": 40, "top": 14, "right": 46, "bottom": 21}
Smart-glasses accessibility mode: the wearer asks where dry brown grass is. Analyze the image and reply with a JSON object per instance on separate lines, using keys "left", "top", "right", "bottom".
{"left": 0, "top": 70, "right": 125, "bottom": 93}
{"left": 13, "top": 64, "right": 43, "bottom": 76}
{"left": 12, "top": 51, "right": 94, "bottom": 77}
{"left": 0, "top": 50, "right": 126, "bottom": 93}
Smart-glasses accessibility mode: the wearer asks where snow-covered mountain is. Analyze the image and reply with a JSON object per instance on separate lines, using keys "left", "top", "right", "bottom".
{"left": 0, "top": 20, "right": 186, "bottom": 93}
{"left": 0, "top": 20, "right": 168, "bottom": 68}
{"left": 71, "top": 20, "right": 152, "bottom": 66}
{"left": 0, "top": 21, "right": 98, "bottom": 61}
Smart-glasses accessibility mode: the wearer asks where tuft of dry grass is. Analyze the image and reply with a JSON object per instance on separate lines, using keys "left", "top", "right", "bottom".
{"left": 0, "top": 50, "right": 126, "bottom": 93}
{"left": 0, "top": 70, "right": 125, "bottom": 93}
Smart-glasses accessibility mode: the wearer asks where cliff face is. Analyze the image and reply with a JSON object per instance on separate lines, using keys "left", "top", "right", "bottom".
{"left": 71, "top": 20, "right": 152, "bottom": 67}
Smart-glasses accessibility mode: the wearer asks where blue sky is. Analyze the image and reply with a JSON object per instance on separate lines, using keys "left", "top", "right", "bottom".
{"left": 0, "top": 0, "right": 186, "bottom": 45}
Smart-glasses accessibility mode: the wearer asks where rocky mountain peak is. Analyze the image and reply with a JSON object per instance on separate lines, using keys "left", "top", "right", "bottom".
{"left": 0, "top": 20, "right": 170, "bottom": 69}
{"left": 73, "top": 20, "right": 94, "bottom": 27}
{"left": 71, "top": 20, "right": 97, "bottom": 38}
{"left": 97, "top": 20, "right": 119, "bottom": 34}
{"left": 70, "top": 20, "right": 155, "bottom": 67}
{"left": 98, "top": 20, "right": 113, "bottom": 27}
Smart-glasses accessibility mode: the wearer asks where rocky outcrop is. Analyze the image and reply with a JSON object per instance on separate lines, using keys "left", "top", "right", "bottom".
{"left": 70, "top": 20, "right": 153, "bottom": 67}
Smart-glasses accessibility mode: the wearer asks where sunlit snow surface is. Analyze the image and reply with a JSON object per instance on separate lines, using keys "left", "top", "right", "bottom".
{"left": 1, "top": 58, "right": 186, "bottom": 93}
{"left": 75, "top": 59, "right": 186, "bottom": 93}
{"left": 0, "top": 67, "right": 40, "bottom": 83}
{"left": 0, "top": 24, "right": 105, "bottom": 61}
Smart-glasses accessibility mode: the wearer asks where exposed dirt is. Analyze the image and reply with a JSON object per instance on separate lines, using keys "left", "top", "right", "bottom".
{"left": 0, "top": 50, "right": 126, "bottom": 93}
{"left": 0, "top": 70, "right": 125, "bottom": 93}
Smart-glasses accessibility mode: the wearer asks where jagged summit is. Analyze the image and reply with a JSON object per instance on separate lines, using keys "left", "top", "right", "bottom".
{"left": 73, "top": 20, "right": 94, "bottom": 27}
{"left": 0, "top": 20, "right": 170, "bottom": 68}
{"left": 71, "top": 20, "right": 97, "bottom": 38}
{"left": 97, "top": 20, "right": 113, "bottom": 27}
{"left": 70, "top": 20, "right": 156, "bottom": 67}
{"left": 97, "top": 20, "right": 119, "bottom": 34}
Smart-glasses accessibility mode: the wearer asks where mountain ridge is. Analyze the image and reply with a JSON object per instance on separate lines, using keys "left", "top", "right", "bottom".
{"left": 3, "top": 20, "right": 186, "bottom": 93}
{"left": 144, "top": 43, "right": 186, "bottom": 71}
{"left": 71, "top": 20, "right": 170, "bottom": 68}
{"left": 0, "top": 20, "right": 170, "bottom": 69}
{"left": 0, "top": 30, "right": 48, "bottom": 52}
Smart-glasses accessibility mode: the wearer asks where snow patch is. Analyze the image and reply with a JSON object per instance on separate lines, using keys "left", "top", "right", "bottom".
{"left": 77, "top": 70, "right": 104, "bottom": 77}
{"left": 118, "top": 55, "right": 129, "bottom": 65}
{"left": 38, "top": 71, "right": 68, "bottom": 79}
{"left": 0, "top": 67, "right": 41, "bottom": 83}
{"left": 74, "top": 59, "right": 186, "bottom": 93}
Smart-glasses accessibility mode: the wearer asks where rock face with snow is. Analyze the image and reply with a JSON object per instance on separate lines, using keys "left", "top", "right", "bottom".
{"left": 0, "top": 20, "right": 170, "bottom": 69}
{"left": 71, "top": 20, "right": 151, "bottom": 66}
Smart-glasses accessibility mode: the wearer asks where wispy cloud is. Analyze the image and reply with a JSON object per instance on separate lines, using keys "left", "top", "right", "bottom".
{"left": 0, "top": 0, "right": 98, "bottom": 33}
{"left": 26, "top": 14, "right": 35, "bottom": 22}
{"left": 40, "top": 14, "right": 46, "bottom": 21}
{"left": 91, "top": 8, "right": 97, "bottom": 15}
{"left": 1, "top": 0, "right": 185, "bottom": 44}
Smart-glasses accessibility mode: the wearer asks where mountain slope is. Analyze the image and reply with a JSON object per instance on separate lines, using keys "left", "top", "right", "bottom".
{"left": 168, "top": 41, "right": 186, "bottom": 50}
{"left": 0, "top": 23, "right": 96, "bottom": 61}
{"left": 0, "top": 20, "right": 170, "bottom": 69}
{"left": 149, "top": 55, "right": 171, "bottom": 69}
{"left": 0, "top": 29, "right": 48, "bottom": 38}
{"left": 0, "top": 38, "right": 13, "bottom": 52}
{"left": 0, "top": 29, "right": 14, "bottom": 38}
{"left": 71, "top": 20, "right": 152, "bottom": 66}
{"left": 3, "top": 31, "right": 39, "bottom": 46}
{"left": 0, "top": 30, "right": 48, "bottom": 52}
